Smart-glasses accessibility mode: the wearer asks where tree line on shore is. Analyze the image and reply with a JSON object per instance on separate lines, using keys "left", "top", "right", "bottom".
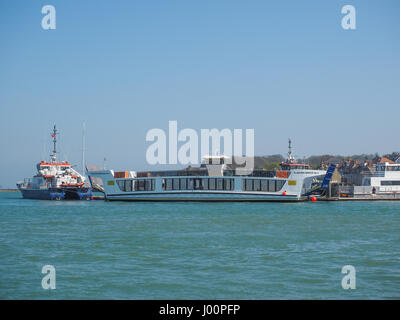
{"left": 254, "top": 152, "right": 400, "bottom": 170}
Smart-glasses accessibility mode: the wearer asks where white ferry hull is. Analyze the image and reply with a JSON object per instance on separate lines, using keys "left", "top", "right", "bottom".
{"left": 105, "top": 192, "right": 304, "bottom": 202}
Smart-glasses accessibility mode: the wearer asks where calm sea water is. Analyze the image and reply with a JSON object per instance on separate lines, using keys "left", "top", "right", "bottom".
{"left": 0, "top": 192, "right": 399, "bottom": 299}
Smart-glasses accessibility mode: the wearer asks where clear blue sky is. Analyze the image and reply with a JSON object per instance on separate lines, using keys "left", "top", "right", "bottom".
{"left": 0, "top": 0, "right": 399, "bottom": 187}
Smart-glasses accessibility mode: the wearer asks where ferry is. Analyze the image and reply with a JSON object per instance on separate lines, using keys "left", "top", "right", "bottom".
{"left": 16, "top": 125, "right": 92, "bottom": 200}
{"left": 362, "top": 159, "right": 400, "bottom": 193}
{"left": 87, "top": 140, "right": 334, "bottom": 202}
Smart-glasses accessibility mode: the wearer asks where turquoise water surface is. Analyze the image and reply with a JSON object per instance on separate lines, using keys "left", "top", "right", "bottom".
{"left": 0, "top": 192, "right": 399, "bottom": 299}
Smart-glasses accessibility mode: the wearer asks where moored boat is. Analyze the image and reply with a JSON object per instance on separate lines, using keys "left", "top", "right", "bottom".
{"left": 361, "top": 159, "right": 400, "bottom": 193}
{"left": 87, "top": 140, "right": 333, "bottom": 202}
{"left": 16, "top": 125, "right": 92, "bottom": 200}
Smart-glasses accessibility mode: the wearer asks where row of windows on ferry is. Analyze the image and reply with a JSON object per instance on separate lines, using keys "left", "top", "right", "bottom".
{"left": 376, "top": 165, "right": 400, "bottom": 171}
{"left": 163, "top": 178, "right": 235, "bottom": 191}
{"left": 242, "top": 179, "right": 286, "bottom": 192}
{"left": 117, "top": 179, "right": 155, "bottom": 192}
{"left": 116, "top": 178, "right": 286, "bottom": 192}
{"left": 381, "top": 180, "right": 400, "bottom": 186}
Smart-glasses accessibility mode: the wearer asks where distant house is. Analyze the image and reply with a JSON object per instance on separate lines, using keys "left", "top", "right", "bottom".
{"left": 379, "top": 157, "right": 395, "bottom": 164}
{"left": 331, "top": 169, "right": 342, "bottom": 184}
{"left": 338, "top": 156, "right": 400, "bottom": 186}
{"left": 338, "top": 159, "right": 374, "bottom": 186}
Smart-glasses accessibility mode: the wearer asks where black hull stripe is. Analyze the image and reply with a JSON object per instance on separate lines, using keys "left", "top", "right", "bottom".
{"left": 106, "top": 198, "right": 305, "bottom": 202}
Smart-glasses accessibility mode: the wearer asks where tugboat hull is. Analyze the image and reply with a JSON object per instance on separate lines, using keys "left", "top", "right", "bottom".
{"left": 19, "top": 188, "right": 54, "bottom": 200}
{"left": 18, "top": 187, "right": 92, "bottom": 200}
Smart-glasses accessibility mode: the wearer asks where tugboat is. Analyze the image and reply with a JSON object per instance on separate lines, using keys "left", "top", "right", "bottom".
{"left": 16, "top": 125, "right": 92, "bottom": 200}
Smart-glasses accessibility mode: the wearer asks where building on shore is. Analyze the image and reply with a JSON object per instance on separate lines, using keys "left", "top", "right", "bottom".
{"left": 337, "top": 159, "right": 375, "bottom": 186}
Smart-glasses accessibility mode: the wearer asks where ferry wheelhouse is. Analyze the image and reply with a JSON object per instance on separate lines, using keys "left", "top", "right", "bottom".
{"left": 16, "top": 125, "right": 92, "bottom": 200}
{"left": 88, "top": 140, "right": 330, "bottom": 202}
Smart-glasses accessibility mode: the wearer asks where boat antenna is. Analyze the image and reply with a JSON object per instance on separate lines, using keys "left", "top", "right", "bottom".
{"left": 50, "top": 123, "right": 57, "bottom": 163}
{"left": 82, "top": 121, "right": 86, "bottom": 175}
{"left": 288, "top": 138, "right": 294, "bottom": 163}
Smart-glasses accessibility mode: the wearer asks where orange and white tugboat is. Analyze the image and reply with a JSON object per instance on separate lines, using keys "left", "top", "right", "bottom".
{"left": 16, "top": 125, "right": 92, "bottom": 200}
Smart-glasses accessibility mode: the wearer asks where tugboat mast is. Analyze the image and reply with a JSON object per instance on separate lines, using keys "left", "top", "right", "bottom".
{"left": 82, "top": 121, "right": 86, "bottom": 175}
{"left": 287, "top": 138, "right": 295, "bottom": 163}
{"left": 51, "top": 124, "right": 57, "bottom": 163}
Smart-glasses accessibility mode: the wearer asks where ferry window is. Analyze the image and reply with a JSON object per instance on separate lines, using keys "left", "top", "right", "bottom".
{"left": 268, "top": 180, "right": 276, "bottom": 192}
{"left": 202, "top": 178, "right": 209, "bottom": 190}
{"left": 276, "top": 180, "right": 286, "bottom": 191}
{"left": 217, "top": 178, "right": 223, "bottom": 190}
{"left": 244, "top": 179, "right": 253, "bottom": 191}
{"left": 381, "top": 181, "right": 400, "bottom": 186}
{"left": 209, "top": 178, "right": 216, "bottom": 190}
{"left": 253, "top": 179, "right": 261, "bottom": 191}
{"left": 180, "top": 178, "right": 187, "bottom": 190}
{"left": 261, "top": 180, "right": 268, "bottom": 191}
{"left": 125, "top": 180, "right": 133, "bottom": 192}
{"left": 117, "top": 180, "right": 125, "bottom": 192}
{"left": 173, "top": 178, "right": 180, "bottom": 190}
{"left": 227, "top": 178, "right": 234, "bottom": 190}
{"left": 138, "top": 180, "right": 145, "bottom": 191}
{"left": 188, "top": 178, "right": 194, "bottom": 190}
{"left": 194, "top": 178, "right": 202, "bottom": 190}
{"left": 164, "top": 178, "right": 172, "bottom": 191}
{"left": 145, "top": 180, "right": 153, "bottom": 191}
{"left": 224, "top": 178, "right": 231, "bottom": 190}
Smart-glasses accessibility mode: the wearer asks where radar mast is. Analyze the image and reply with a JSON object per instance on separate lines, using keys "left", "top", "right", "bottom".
{"left": 50, "top": 124, "right": 58, "bottom": 163}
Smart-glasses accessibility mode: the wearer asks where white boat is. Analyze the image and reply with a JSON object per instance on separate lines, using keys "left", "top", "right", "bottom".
{"left": 87, "top": 140, "right": 330, "bottom": 202}
{"left": 361, "top": 159, "right": 400, "bottom": 193}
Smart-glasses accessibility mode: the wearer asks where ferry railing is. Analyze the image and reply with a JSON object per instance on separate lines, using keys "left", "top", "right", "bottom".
{"left": 223, "top": 169, "right": 276, "bottom": 178}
